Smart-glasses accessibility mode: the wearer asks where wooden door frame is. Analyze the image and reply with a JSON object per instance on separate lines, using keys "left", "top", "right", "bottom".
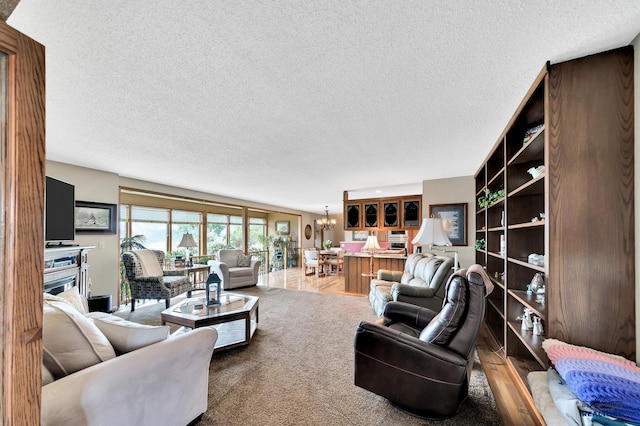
{"left": 0, "top": 20, "right": 45, "bottom": 424}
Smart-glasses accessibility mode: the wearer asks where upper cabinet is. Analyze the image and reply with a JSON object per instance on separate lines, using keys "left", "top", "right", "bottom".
{"left": 363, "top": 202, "right": 379, "bottom": 229}
{"left": 343, "top": 195, "right": 421, "bottom": 231}
{"left": 344, "top": 203, "right": 361, "bottom": 230}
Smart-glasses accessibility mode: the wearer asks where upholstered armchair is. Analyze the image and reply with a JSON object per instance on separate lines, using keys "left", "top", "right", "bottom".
{"left": 302, "top": 248, "right": 322, "bottom": 275}
{"left": 121, "top": 250, "right": 193, "bottom": 312}
{"left": 369, "top": 253, "right": 454, "bottom": 316}
{"left": 209, "top": 249, "right": 260, "bottom": 290}
{"left": 354, "top": 268, "right": 487, "bottom": 419}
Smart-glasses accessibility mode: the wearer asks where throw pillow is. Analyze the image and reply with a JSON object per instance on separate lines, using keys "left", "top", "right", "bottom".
{"left": 43, "top": 287, "right": 87, "bottom": 315}
{"left": 42, "top": 300, "right": 116, "bottom": 379}
{"left": 91, "top": 315, "right": 170, "bottom": 353}
{"left": 237, "top": 254, "right": 252, "bottom": 267}
{"left": 57, "top": 286, "right": 87, "bottom": 314}
{"left": 42, "top": 364, "right": 55, "bottom": 386}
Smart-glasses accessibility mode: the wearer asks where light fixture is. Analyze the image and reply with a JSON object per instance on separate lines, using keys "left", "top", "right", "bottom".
{"left": 362, "top": 235, "right": 380, "bottom": 253}
{"left": 178, "top": 232, "right": 197, "bottom": 266}
{"left": 361, "top": 234, "right": 380, "bottom": 277}
{"left": 412, "top": 217, "right": 458, "bottom": 270}
{"left": 317, "top": 205, "right": 337, "bottom": 230}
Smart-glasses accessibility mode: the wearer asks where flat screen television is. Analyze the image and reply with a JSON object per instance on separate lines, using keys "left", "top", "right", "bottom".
{"left": 45, "top": 176, "right": 75, "bottom": 244}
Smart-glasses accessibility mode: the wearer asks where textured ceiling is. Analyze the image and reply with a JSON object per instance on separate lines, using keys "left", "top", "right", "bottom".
{"left": 7, "top": 1, "right": 640, "bottom": 215}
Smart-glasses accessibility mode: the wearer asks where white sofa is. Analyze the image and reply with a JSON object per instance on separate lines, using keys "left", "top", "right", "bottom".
{"left": 41, "top": 289, "right": 217, "bottom": 426}
{"left": 209, "top": 249, "right": 261, "bottom": 290}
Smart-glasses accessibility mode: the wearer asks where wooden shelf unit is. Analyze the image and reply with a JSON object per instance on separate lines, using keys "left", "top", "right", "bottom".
{"left": 475, "top": 46, "right": 635, "bottom": 397}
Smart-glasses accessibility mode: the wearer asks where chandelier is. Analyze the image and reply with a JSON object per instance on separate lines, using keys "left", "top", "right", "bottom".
{"left": 317, "top": 205, "right": 337, "bottom": 230}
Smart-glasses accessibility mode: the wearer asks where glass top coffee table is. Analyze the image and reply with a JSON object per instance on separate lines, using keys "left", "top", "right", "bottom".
{"left": 161, "top": 293, "right": 259, "bottom": 352}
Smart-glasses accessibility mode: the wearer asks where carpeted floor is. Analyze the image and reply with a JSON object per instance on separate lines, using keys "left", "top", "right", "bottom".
{"left": 117, "top": 286, "right": 502, "bottom": 426}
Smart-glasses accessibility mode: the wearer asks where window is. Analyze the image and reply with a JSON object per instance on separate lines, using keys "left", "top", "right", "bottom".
{"left": 248, "top": 218, "right": 267, "bottom": 251}
{"left": 171, "top": 210, "right": 201, "bottom": 257}
{"left": 130, "top": 206, "right": 169, "bottom": 251}
{"left": 206, "top": 213, "right": 244, "bottom": 253}
{"left": 206, "top": 213, "right": 228, "bottom": 253}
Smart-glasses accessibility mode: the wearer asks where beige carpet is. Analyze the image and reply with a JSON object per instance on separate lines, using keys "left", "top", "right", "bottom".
{"left": 117, "top": 286, "right": 502, "bottom": 425}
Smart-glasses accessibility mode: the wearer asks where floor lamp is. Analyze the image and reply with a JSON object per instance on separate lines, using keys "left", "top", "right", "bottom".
{"left": 362, "top": 234, "right": 380, "bottom": 277}
{"left": 411, "top": 218, "right": 458, "bottom": 271}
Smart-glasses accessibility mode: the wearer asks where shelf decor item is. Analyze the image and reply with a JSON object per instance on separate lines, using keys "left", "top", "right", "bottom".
{"left": 527, "top": 165, "right": 545, "bottom": 179}
{"left": 522, "top": 123, "right": 544, "bottom": 144}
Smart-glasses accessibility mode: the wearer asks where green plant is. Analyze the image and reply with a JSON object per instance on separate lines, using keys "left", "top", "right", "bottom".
{"left": 475, "top": 239, "right": 486, "bottom": 250}
{"left": 120, "top": 234, "right": 147, "bottom": 254}
{"left": 477, "top": 188, "right": 505, "bottom": 208}
{"left": 323, "top": 240, "right": 332, "bottom": 249}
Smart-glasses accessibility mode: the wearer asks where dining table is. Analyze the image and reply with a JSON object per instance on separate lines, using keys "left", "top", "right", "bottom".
{"left": 318, "top": 250, "right": 340, "bottom": 276}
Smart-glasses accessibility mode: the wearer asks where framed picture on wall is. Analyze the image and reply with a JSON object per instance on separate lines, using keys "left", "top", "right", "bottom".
{"left": 353, "top": 231, "right": 368, "bottom": 241}
{"left": 275, "top": 221, "right": 290, "bottom": 235}
{"left": 75, "top": 201, "right": 117, "bottom": 234}
{"left": 429, "top": 203, "right": 468, "bottom": 246}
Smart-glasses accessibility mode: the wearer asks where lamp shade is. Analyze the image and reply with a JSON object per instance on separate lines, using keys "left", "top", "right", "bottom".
{"left": 178, "top": 232, "right": 197, "bottom": 248}
{"left": 411, "top": 218, "right": 452, "bottom": 247}
{"left": 362, "top": 235, "right": 380, "bottom": 252}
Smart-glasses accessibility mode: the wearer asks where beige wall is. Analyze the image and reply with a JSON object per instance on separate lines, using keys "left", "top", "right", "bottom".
{"left": 421, "top": 176, "right": 475, "bottom": 268}
{"left": 46, "top": 161, "right": 121, "bottom": 298}
{"left": 46, "top": 161, "right": 323, "bottom": 303}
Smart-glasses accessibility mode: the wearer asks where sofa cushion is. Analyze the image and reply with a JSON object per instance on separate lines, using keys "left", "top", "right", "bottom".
{"left": 237, "top": 254, "right": 252, "bottom": 267}
{"left": 43, "top": 301, "right": 116, "bottom": 378}
{"left": 228, "top": 267, "right": 254, "bottom": 277}
{"left": 91, "top": 315, "right": 170, "bottom": 353}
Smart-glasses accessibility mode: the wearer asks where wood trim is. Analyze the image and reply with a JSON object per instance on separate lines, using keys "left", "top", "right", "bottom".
{"left": 0, "top": 20, "right": 45, "bottom": 424}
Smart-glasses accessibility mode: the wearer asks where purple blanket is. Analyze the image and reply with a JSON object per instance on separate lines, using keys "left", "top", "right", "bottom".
{"left": 544, "top": 340, "right": 640, "bottom": 423}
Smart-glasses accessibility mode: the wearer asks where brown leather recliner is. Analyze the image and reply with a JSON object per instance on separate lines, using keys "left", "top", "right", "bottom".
{"left": 354, "top": 268, "right": 487, "bottom": 419}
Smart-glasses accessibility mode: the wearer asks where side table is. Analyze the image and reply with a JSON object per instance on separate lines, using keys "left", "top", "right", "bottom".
{"left": 88, "top": 294, "right": 113, "bottom": 313}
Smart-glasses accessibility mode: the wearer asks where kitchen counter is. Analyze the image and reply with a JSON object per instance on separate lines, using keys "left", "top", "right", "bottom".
{"left": 343, "top": 253, "right": 407, "bottom": 295}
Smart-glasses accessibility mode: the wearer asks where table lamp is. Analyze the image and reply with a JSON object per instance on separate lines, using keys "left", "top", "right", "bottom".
{"left": 411, "top": 217, "right": 458, "bottom": 270}
{"left": 362, "top": 234, "right": 380, "bottom": 277}
{"left": 178, "top": 232, "right": 197, "bottom": 266}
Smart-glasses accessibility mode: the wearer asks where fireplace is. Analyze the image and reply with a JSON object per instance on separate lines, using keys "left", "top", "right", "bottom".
{"left": 44, "top": 268, "right": 77, "bottom": 295}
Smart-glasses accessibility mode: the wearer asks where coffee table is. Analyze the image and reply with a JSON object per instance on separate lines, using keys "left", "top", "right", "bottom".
{"left": 161, "top": 293, "right": 259, "bottom": 352}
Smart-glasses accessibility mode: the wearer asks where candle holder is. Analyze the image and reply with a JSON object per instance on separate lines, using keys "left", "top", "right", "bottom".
{"left": 205, "top": 272, "right": 222, "bottom": 306}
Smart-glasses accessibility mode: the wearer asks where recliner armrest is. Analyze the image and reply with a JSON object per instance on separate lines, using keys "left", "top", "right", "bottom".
{"left": 391, "top": 283, "right": 436, "bottom": 299}
{"left": 355, "top": 320, "right": 467, "bottom": 373}
{"left": 381, "top": 301, "right": 437, "bottom": 329}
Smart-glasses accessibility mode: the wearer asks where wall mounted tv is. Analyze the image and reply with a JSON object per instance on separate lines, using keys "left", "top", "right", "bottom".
{"left": 45, "top": 176, "right": 75, "bottom": 244}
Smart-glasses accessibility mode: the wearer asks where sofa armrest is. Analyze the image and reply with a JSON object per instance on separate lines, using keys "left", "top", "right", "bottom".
{"left": 391, "top": 283, "right": 437, "bottom": 299}
{"left": 42, "top": 328, "right": 217, "bottom": 426}
{"left": 209, "top": 260, "right": 230, "bottom": 285}
{"left": 250, "top": 259, "right": 261, "bottom": 273}
{"left": 377, "top": 269, "right": 403, "bottom": 281}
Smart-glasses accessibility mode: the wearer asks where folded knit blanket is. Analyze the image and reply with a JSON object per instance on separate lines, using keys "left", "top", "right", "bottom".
{"left": 545, "top": 340, "right": 638, "bottom": 371}
{"left": 543, "top": 339, "right": 640, "bottom": 423}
